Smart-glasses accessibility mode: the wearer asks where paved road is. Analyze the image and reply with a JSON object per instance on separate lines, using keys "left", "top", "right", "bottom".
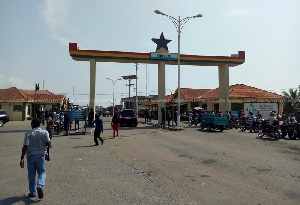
{"left": 0, "top": 118, "right": 300, "bottom": 204}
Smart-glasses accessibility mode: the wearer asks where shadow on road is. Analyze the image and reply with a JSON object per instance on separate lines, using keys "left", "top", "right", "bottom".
{"left": 0, "top": 195, "right": 40, "bottom": 205}
{"left": 73, "top": 145, "right": 97, "bottom": 148}
{"left": 0, "top": 130, "right": 28, "bottom": 133}
{"left": 256, "top": 137, "right": 278, "bottom": 141}
{"left": 119, "top": 126, "right": 158, "bottom": 130}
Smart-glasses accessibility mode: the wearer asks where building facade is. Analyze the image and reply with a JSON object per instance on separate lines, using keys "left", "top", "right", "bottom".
{"left": 0, "top": 87, "right": 66, "bottom": 121}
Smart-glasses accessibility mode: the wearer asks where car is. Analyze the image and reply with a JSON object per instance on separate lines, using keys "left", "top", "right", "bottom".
{"left": 0, "top": 109, "right": 10, "bottom": 127}
{"left": 119, "top": 109, "right": 138, "bottom": 127}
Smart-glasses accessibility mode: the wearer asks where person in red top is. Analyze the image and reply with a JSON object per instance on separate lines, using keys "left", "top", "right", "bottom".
{"left": 111, "top": 113, "right": 120, "bottom": 138}
{"left": 240, "top": 110, "right": 245, "bottom": 119}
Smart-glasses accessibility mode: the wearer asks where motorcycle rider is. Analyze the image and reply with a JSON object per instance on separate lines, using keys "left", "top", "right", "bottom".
{"left": 268, "top": 111, "right": 277, "bottom": 126}
{"left": 240, "top": 110, "right": 246, "bottom": 126}
{"left": 266, "top": 111, "right": 278, "bottom": 134}
{"left": 247, "top": 111, "right": 256, "bottom": 122}
{"left": 247, "top": 111, "right": 257, "bottom": 132}
{"left": 189, "top": 110, "right": 193, "bottom": 124}
{"left": 190, "top": 111, "right": 198, "bottom": 126}
{"left": 289, "top": 115, "right": 297, "bottom": 123}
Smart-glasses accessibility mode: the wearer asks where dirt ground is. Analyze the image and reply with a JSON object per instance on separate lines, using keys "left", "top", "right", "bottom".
{"left": 1, "top": 119, "right": 299, "bottom": 204}
{"left": 111, "top": 122, "right": 300, "bottom": 204}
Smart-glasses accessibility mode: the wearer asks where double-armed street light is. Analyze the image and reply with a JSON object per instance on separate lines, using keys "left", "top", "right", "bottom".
{"left": 154, "top": 10, "right": 202, "bottom": 127}
{"left": 106, "top": 78, "right": 122, "bottom": 115}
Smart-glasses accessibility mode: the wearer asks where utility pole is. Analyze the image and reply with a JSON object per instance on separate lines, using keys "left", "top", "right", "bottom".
{"left": 146, "top": 64, "right": 148, "bottom": 96}
{"left": 126, "top": 80, "right": 134, "bottom": 109}
{"left": 135, "top": 63, "right": 139, "bottom": 115}
{"left": 122, "top": 75, "right": 137, "bottom": 109}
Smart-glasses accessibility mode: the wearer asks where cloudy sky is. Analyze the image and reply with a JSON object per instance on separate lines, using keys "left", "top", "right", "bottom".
{"left": 1, "top": 0, "right": 299, "bottom": 107}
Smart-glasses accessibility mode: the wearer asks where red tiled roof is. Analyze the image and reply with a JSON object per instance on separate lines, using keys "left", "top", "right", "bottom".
{"left": 0, "top": 87, "right": 65, "bottom": 103}
{"left": 199, "top": 84, "right": 286, "bottom": 100}
{"left": 144, "top": 94, "right": 174, "bottom": 106}
{"left": 174, "top": 88, "right": 211, "bottom": 100}
{"left": 0, "top": 87, "right": 33, "bottom": 102}
{"left": 165, "top": 94, "right": 173, "bottom": 103}
{"left": 23, "top": 90, "right": 55, "bottom": 95}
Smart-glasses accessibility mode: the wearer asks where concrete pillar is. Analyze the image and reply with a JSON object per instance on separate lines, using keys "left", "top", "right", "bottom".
{"left": 158, "top": 62, "right": 166, "bottom": 124}
{"left": 218, "top": 64, "right": 230, "bottom": 113}
{"left": 187, "top": 102, "right": 191, "bottom": 111}
{"left": 22, "top": 102, "right": 26, "bottom": 121}
{"left": 207, "top": 102, "right": 214, "bottom": 111}
{"left": 90, "top": 59, "right": 96, "bottom": 113}
{"left": 278, "top": 102, "right": 284, "bottom": 115}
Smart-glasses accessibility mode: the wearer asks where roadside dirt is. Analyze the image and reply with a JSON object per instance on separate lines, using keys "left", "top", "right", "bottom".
{"left": 111, "top": 123, "right": 300, "bottom": 204}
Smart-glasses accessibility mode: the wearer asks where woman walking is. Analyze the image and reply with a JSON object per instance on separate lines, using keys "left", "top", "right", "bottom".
{"left": 111, "top": 113, "right": 120, "bottom": 138}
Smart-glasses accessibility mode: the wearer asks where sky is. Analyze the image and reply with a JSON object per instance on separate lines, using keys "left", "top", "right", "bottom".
{"left": 1, "top": 0, "right": 300, "bottom": 107}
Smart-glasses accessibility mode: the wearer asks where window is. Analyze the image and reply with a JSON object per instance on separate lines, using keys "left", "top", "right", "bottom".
{"left": 0, "top": 104, "right": 2, "bottom": 109}
{"left": 231, "top": 103, "right": 243, "bottom": 112}
{"left": 13, "top": 105, "right": 22, "bottom": 112}
{"left": 214, "top": 103, "right": 219, "bottom": 111}
{"left": 27, "top": 105, "right": 31, "bottom": 115}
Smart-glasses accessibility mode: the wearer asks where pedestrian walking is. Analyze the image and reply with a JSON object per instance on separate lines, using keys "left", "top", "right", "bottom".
{"left": 144, "top": 109, "right": 148, "bottom": 123}
{"left": 40, "top": 111, "right": 45, "bottom": 125}
{"left": 174, "top": 109, "right": 178, "bottom": 126}
{"left": 161, "top": 108, "right": 165, "bottom": 124}
{"left": 166, "top": 108, "right": 171, "bottom": 126}
{"left": 20, "top": 118, "right": 51, "bottom": 199}
{"left": 111, "top": 113, "right": 120, "bottom": 137}
{"left": 46, "top": 117, "right": 53, "bottom": 140}
{"left": 64, "top": 112, "right": 70, "bottom": 136}
{"left": 45, "top": 110, "right": 49, "bottom": 121}
{"left": 93, "top": 114, "right": 104, "bottom": 146}
{"left": 88, "top": 108, "right": 94, "bottom": 127}
{"left": 74, "top": 116, "right": 80, "bottom": 130}
{"left": 189, "top": 110, "right": 193, "bottom": 124}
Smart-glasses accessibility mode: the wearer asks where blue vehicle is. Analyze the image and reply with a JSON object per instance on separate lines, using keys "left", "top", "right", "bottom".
{"left": 200, "top": 113, "right": 229, "bottom": 132}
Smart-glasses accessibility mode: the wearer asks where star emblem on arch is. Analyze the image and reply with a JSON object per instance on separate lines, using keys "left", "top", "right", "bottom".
{"left": 151, "top": 32, "right": 172, "bottom": 52}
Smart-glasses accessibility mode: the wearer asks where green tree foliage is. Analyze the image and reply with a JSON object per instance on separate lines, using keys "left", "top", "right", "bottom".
{"left": 282, "top": 88, "right": 300, "bottom": 114}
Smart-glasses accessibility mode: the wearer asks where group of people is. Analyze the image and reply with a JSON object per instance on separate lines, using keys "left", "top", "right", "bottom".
{"left": 43, "top": 111, "right": 71, "bottom": 137}
{"left": 160, "top": 108, "right": 178, "bottom": 126}
{"left": 142, "top": 109, "right": 158, "bottom": 123}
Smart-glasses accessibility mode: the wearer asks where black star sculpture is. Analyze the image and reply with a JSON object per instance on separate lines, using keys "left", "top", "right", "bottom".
{"left": 152, "top": 32, "right": 172, "bottom": 52}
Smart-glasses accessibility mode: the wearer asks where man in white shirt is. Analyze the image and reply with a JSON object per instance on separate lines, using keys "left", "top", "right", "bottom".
{"left": 20, "top": 118, "right": 51, "bottom": 199}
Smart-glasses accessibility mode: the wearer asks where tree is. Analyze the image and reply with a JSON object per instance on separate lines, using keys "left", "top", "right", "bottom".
{"left": 282, "top": 88, "right": 300, "bottom": 114}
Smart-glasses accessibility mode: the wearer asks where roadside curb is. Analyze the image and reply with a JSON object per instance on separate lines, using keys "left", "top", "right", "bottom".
{"left": 86, "top": 128, "right": 95, "bottom": 134}
{"left": 139, "top": 121, "right": 184, "bottom": 131}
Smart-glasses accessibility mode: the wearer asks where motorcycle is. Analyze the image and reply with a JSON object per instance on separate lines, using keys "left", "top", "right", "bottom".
{"left": 250, "top": 120, "right": 260, "bottom": 133}
{"left": 240, "top": 118, "right": 251, "bottom": 132}
{"left": 189, "top": 114, "right": 199, "bottom": 126}
{"left": 257, "top": 119, "right": 281, "bottom": 140}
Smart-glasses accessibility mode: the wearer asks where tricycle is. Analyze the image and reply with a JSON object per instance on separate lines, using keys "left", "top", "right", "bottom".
{"left": 200, "top": 113, "right": 229, "bottom": 132}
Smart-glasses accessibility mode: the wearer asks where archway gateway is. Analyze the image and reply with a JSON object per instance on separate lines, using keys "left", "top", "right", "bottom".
{"left": 69, "top": 42, "right": 245, "bottom": 124}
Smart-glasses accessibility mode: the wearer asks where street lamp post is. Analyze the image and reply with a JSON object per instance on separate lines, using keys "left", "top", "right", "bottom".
{"left": 106, "top": 78, "right": 122, "bottom": 115}
{"left": 154, "top": 10, "right": 202, "bottom": 127}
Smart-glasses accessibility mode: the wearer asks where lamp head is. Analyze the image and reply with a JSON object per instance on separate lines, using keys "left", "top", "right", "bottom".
{"left": 193, "top": 14, "right": 203, "bottom": 18}
{"left": 154, "top": 10, "right": 165, "bottom": 16}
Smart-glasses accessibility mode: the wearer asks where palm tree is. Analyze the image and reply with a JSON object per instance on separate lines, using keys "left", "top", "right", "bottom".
{"left": 282, "top": 88, "right": 299, "bottom": 114}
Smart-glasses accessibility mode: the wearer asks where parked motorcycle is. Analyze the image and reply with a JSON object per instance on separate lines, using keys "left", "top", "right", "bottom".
{"left": 189, "top": 115, "right": 199, "bottom": 126}
{"left": 257, "top": 119, "right": 281, "bottom": 140}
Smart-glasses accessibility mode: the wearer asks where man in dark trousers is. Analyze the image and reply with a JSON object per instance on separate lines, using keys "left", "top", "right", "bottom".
{"left": 161, "top": 108, "right": 165, "bottom": 124}
{"left": 111, "top": 113, "right": 120, "bottom": 138}
{"left": 64, "top": 112, "right": 70, "bottom": 136}
{"left": 20, "top": 118, "right": 51, "bottom": 199}
{"left": 88, "top": 108, "right": 94, "bottom": 127}
{"left": 93, "top": 114, "right": 104, "bottom": 146}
